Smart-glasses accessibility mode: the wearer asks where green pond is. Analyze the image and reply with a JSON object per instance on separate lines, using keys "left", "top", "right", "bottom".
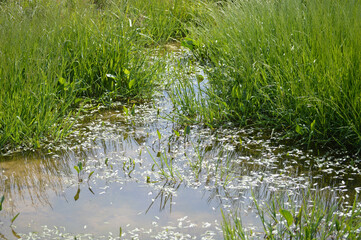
{"left": 0, "top": 47, "right": 360, "bottom": 239}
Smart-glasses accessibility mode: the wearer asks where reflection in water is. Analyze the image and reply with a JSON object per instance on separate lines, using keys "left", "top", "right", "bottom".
{"left": 0, "top": 152, "right": 72, "bottom": 214}
{"left": 1, "top": 96, "right": 361, "bottom": 238}
{"left": 1, "top": 95, "right": 361, "bottom": 238}
{"left": 145, "top": 180, "right": 181, "bottom": 214}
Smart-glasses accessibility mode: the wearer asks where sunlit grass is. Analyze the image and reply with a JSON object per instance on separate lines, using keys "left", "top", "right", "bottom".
{"left": 0, "top": 0, "right": 199, "bottom": 152}
{"left": 180, "top": 0, "right": 361, "bottom": 151}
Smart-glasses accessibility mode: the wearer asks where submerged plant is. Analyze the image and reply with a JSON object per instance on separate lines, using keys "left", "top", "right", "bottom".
{"left": 0, "top": 195, "right": 4, "bottom": 211}
{"left": 122, "top": 158, "right": 136, "bottom": 177}
{"left": 157, "top": 129, "right": 162, "bottom": 150}
{"left": 74, "top": 162, "right": 84, "bottom": 182}
{"left": 147, "top": 147, "right": 182, "bottom": 182}
{"left": 87, "top": 171, "right": 94, "bottom": 183}
{"left": 11, "top": 213, "right": 20, "bottom": 226}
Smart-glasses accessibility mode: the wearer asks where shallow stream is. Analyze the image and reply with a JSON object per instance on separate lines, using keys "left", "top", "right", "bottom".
{"left": 1, "top": 47, "right": 361, "bottom": 239}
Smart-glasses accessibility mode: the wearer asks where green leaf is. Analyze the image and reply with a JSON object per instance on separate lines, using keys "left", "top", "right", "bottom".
{"left": 88, "top": 171, "right": 94, "bottom": 181}
{"left": 279, "top": 209, "right": 294, "bottom": 227}
{"left": 105, "top": 158, "right": 109, "bottom": 166}
{"left": 231, "top": 85, "right": 242, "bottom": 99}
{"left": 74, "top": 98, "right": 83, "bottom": 104}
{"left": 77, "top": 162, "right": 83, "bottom": 171}
{"left": 74, "top": 166, "right": 80, "bottom": 174}
{"left": 239, "top": 102, "right": 245, "bottom": 112}
{"left": 58, "top": 77, "right": 66, "bottom": 85}
{"left": 119, "top": 226, "right": 122, "bottom": 237}
{"left": 123, "top": 106, "right": 129, "bottom": 116}
{"left": 335, "top": 219, "right": 340, "bottom": 231}
{"left": 157, "top": 130, "right": 162, "bottom": 140}
{"left": 236, "top": 85, "right": 242, "bottom": 99}
{"left": 231, "top": 86, "right": 236, "bottom": 98}
{"left": 131, "top": 104, "right": 135, "bottom": 115}
{"left": 295, "top": 205, "right": 303, "bottom": 225}
{"left": 296, "top": 124, "right": 303, "bottom": 135}
{"left": 305, "top": 226, "right": 310, "bottom": 237}
{"left": 11, "top": 213, "right": 20, "bottom": 224}
{"left": 129, "top": 79, "right": 136, "bottom": 89}
{"left": 124, "top": 69, "right": 130, "bottom": 75}
{"left": 185, "top": 125, "right": 191, "bottom": 135}
{"left": 181, "top": 37, "right": 198, "bottom": 51}
{"left": 0, "top": 195, "right": 4, "bottom": 211}
{"left": 74, "top": 188, "right": 80, "bottom": 201}
{"left": 174, "top": 130, "right": 180, "bottom": 137}
{"left": 196, "top": 74, "right": 204, "bottom": 83}
{"left": 310, "top": 120, "right": 316, "bottom": 132}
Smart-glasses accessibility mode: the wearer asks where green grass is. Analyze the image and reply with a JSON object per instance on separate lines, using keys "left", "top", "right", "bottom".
{"left": 179, "top": 0, "right": 361, "bottom": 151}
{"left": 0, "top": 0, "right": 199, "bottom": 152}
{"left": 222, "top": 191, "right": 361, "bottom": 239}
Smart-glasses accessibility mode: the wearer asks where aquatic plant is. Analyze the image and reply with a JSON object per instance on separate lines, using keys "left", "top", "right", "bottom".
{"left": 222, "top": 192, "right": 361, "bottom": 239}
{"left": 122, "top": 158, "right": 135, "bottom": 177}
{"left": 0, "top": 195, "right": 4, "bottom": 211}
{"left": 147, "top": 147, "right": 182, "bottom": 182}
{"left": 0, "top": 194, "right": 21, "bottom": 227}
{"left": 146, "top": 180, "right": 181, "bottom": 215}
{"left": 10, "top": 213, "right": 20, "bottom": 226}
{"left": 74, "top": 162, "right": 83, "bottom": 182}
{"left": 87, "top": 171, "right": 94, "bottom": 183}
{"left": 157, "top": 129, "right": 162, "bottom": 150}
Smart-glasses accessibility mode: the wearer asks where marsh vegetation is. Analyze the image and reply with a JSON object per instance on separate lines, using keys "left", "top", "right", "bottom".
{"left": 1, "top": 0, "right": 361, "bottom": 239}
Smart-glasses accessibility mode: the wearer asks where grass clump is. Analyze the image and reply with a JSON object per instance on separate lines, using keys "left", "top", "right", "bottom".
{"left": 121, "top": 0, "right": 198, "bottom": 44}
{"left": 0, "top": 0, "right": 198, "bottom": 152}
{"left": 182, "top": 0, "right": 361, "bottom": 151}
{"left": 222, "top": 192, "right": 361, "bottom": 239}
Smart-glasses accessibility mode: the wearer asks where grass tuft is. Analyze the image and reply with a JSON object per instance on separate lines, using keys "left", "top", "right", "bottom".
{"left": 180, "top": 0, "right": 361, "bottom": 151}
{"left": 0, "top": 0, "right": 199, "bottom": 152}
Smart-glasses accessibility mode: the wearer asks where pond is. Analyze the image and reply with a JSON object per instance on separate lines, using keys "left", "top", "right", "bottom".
{"left": 1, "top": 47, "right": 361, "bottom": 239}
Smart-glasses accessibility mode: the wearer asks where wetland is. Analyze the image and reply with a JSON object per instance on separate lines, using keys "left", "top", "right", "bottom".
{"left": 1, "top": 0, "right": 361, "bottom": 239}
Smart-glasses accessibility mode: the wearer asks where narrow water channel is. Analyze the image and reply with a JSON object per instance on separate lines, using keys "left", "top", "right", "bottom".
{"left": 1, "top": 47, "right": 361, "bottom": 239}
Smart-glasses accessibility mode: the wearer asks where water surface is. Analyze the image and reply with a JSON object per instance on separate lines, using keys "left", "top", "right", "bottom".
{"left": 1, "top": 48, "right": 360, "bottom": 239}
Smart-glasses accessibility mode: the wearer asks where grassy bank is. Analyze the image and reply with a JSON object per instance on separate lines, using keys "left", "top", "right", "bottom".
{"left": 0, "top": 0, "right": 197, "bottom": 152}
{"left": 179, "top": 0, "right": 361, "bottom": 151}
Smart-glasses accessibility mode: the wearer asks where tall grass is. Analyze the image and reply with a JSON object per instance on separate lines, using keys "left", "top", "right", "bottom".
{"left": 122, "top": 0, "right": 197, "bottom": 43}
{"left": 0, "top": 0, "right": 198, "bottom": 152}
{"left": 182, "top": 0, "right": 361, "bottom": 150}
